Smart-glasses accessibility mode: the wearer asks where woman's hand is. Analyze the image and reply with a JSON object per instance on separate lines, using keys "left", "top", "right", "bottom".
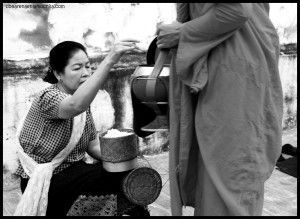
{"left": 87, "top": 134, "right": 102, "bottom": 161}
{"left": 156, "top": 21, "right": 183, "bottom": 49}
{"left": 107, "top": 39, "right": 140, "bottom": 64}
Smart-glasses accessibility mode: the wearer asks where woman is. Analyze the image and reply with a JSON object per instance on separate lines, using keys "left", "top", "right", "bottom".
{"left": 157, "top": 3, "right": 282, "bottom": 216}
{"left": 14, "top": 40, "right": 148, "bottom": 216}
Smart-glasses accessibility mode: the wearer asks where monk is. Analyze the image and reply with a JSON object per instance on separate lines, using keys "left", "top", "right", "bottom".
{"left": 156, "top": 3, "right": 283, "bottom": 216}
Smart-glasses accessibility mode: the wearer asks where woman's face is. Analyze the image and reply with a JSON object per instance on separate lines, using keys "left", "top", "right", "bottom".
{"left": 60, "top": 49, "right": 91, "bottom": 94}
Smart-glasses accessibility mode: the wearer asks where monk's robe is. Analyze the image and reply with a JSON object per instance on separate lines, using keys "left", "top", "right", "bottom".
{"left": 168, "top": 3, "right": 283, "bottom": 216}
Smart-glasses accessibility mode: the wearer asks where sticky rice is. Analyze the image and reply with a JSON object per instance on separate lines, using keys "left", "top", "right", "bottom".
{"left": 103, "top": 129, "right": 132, "bottom": 138}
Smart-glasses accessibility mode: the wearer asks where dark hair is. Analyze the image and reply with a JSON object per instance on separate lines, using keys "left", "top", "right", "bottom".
{"left": 43, "top": 41, "right": 88, "bottom": 84}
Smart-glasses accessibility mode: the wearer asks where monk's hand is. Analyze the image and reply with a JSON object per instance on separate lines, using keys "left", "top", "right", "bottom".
{"left": 156, "top": 21, "right": 183, "bottom": 49}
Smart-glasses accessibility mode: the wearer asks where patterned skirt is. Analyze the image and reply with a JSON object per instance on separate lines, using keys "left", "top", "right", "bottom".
{"left": 20, "top": 160, "right": 149, "bottom": 216}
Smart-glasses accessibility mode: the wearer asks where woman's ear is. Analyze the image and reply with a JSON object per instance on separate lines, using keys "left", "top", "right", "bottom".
{"left": 53, "top": 70, "right": 61, "bottom": 81}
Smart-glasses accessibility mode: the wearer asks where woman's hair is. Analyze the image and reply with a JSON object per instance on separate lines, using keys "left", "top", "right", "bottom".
{"left": 43, "top": 41, "right": 88, "bottom": 84}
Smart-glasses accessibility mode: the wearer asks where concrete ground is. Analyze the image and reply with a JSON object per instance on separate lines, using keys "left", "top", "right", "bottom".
{"left": 146, "top": 128, "right": 297, "bottom": 216}
{"left": 3, "top": 128, "right": 297, "bottom": 216}
{"left": 146, "top": 152, "right": 297, "bottom": 216}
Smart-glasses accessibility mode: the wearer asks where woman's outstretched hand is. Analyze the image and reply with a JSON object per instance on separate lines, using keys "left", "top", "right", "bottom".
{"left": 107, "top": 39, "right": 140, "bottom": 64}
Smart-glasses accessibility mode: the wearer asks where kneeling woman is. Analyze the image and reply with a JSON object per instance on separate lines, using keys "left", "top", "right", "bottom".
{"left": 14, "top": 40, "right": 147, "bottom": 216}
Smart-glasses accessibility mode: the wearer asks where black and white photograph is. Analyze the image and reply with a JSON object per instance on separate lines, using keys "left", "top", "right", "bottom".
{"left": 3, "top": 3, "right": 297, "bottom": 216}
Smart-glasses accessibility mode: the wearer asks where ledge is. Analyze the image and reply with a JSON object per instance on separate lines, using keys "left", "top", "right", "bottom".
{"left": 3, "top": 52, "right": 147, "bottom": 76}
{"left": 280, "top": 43, "right": 297, "bottom": 55}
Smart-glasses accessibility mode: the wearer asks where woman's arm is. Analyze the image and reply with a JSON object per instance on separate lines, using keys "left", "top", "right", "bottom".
{"left": 58, "top": 41, "right": 137, "bottom": 119}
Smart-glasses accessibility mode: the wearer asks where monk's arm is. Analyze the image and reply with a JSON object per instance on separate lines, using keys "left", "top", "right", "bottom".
{"left": 176, "top": 4, "right": 253, "bottom": 71}
{"left": 181, "top": 3, "right": 253, "bottom": 40}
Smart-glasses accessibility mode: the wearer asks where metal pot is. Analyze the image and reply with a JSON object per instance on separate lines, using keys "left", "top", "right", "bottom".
{"left": 131, "top": 65, "right": 169, "bottom": 102}
{"left": 131, "top": 38, "right": 171, "bottom": 133}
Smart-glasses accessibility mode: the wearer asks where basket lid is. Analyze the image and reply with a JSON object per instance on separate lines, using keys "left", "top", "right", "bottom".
{"left": 122, "top": 167, "right": 162, "bottom": 206}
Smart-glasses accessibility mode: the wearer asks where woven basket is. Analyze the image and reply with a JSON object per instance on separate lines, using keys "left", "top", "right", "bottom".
{"left": 99, "top": 129, "right": 138, "bottom": 163}
{"left": 67, "top": 194, "right": 117, "bottom": 216}
{"left": 122, "top": 167, "right": 162, "bottom": 206}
